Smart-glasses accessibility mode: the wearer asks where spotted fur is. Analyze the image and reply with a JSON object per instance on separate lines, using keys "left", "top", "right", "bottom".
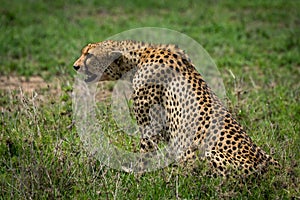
{"left": 73, "top": 40, "right": 280, "bottom": 176}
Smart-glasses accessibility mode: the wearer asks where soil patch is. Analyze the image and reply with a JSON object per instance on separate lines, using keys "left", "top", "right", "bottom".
{"left": 0, "top": 75, "right": 113, "bottom": 102}
{"left": 0, "top": 76, "right": 53, "bottom": 93}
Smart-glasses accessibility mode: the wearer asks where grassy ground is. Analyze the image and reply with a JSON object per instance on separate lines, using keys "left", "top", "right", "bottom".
{"left": 1, "top": 0, "right": 299, "bottom": 199}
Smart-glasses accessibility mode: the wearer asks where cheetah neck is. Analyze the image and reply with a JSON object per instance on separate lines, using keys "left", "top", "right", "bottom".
{"left": 99, "top": 40, "right": 186, "bottom": 81}
{"left": 97, "top": 40, "right": 148, "bottom": 80}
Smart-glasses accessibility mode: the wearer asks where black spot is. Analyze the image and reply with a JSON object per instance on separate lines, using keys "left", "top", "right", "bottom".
{"left": 225, "top": 119, "right": 230, "bottom": 123}
{"left": 182, "top": 58, "right": 188, "bottom": 65}
{"left": 212, "top": 161, "right": 217, "bottom": 168}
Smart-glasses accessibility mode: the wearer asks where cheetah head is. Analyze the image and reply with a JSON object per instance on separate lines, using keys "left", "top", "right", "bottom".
{"left": 73, "top": 42, "right": 122, "bottom": 82}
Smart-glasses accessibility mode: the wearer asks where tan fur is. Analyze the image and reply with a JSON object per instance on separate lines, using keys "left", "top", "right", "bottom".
{"left": 73, "top": 40, "right": 280, "bottom": 176}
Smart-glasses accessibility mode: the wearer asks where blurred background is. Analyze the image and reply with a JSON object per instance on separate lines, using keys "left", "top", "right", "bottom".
{"left": 1, "top": 0, "right": 299, "bottom": 78}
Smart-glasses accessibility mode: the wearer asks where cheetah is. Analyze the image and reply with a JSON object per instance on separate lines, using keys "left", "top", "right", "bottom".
{"left": 73, "top": 40, "right": 280, "bottom": 177}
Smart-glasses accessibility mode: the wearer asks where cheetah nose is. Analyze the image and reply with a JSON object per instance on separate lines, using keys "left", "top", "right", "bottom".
{"left": 73, "top": 65, "right": 80, "bottom": 71}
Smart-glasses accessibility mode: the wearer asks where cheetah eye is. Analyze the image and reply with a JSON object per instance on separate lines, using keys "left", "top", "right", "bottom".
{"left": 85, "top": 53, "right": 94, "bottom": 61}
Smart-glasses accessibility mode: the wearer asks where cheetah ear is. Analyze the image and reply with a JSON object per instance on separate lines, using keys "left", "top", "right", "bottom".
{"left": 109, "top": 51, "right": 122, "bottom": 60}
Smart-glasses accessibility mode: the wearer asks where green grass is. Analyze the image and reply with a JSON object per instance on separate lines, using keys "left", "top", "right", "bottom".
{"left": 0, "top": 0, "right": 299, "bottom": 199}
